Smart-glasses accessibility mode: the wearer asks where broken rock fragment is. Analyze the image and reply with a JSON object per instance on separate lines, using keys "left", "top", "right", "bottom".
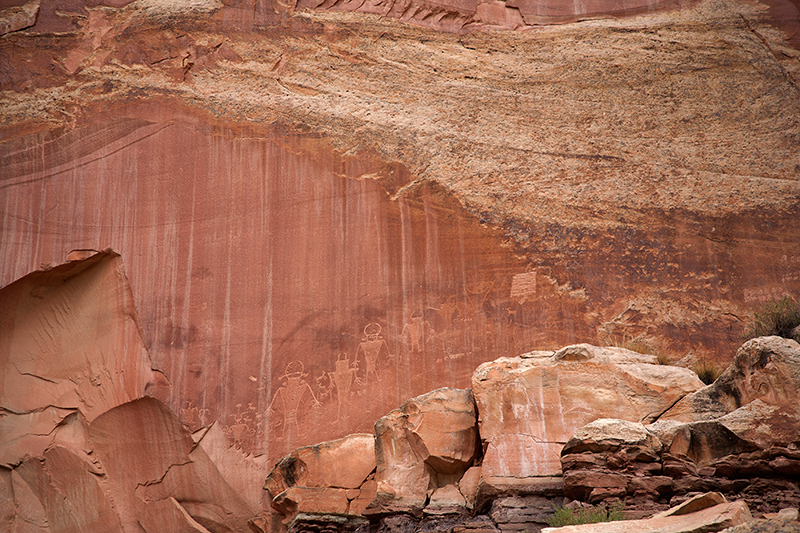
{"left": 366, "top": 388, "right": 478, "bottom": 516}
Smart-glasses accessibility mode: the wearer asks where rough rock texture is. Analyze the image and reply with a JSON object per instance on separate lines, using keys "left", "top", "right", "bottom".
{"left": 661, "top": 337, "right": 800, "bottom": 423}
{"left": 265, "top": 433, "right": 377, "bottom": 524}
{"left": 2, "top": 0, "right": 800, "bottom": 467}
{"left": 561, "top": 337, "right": 800, "bottom": 518}
{"left": 723, "top": 518, "right": 800, "bottom": 533}
{"left": 472, "top": 345, "right": 703, "bottom": 500}
{"left": 367, "top": 387, "right": 478, "bottom": 516}
{"left": 0, "top": 0, "right": 39, "bottom": 36}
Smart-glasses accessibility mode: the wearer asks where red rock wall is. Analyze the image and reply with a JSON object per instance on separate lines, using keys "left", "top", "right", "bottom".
{"left": 2, "top": 92, "right": 800, "bottom": 463}
{"left": 1, "top": 101, "right": 578, "bottom": 461}
{"left": 2, "top": 0, "right": 800, "bottom": 467}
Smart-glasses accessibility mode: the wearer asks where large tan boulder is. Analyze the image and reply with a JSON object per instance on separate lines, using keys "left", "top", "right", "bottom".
{"left": 266, "top": 433, "right": 376, "bottom": 496}
{"left": 661, "top": 336, "right": 800, "bottom": 423}
{"left": 265, "top": 433, "right": 377, "bottom": 523}
{"left": 367, "top": 388, "right": 479, "bottom": 516}
{"left": 472, "top": 345, "right": 704, "bottom": 492}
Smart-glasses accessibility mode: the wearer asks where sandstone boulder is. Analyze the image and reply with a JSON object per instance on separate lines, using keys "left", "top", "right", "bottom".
{"left": 367, "top": 388, "right": 478, "bottom": 516}
{"left": 661, "top": 337, "right": 800, "bottom": 423}
{"left": 562, "top": 419, "right": 662, "bottom": 458}
{"left": 425, "top": 483, "right": 468, "bottom": 515}
{"left": 266, "top": 433, "right": 375, "bottom": 496}
{"left": 473, "top": 345, "right": 704, "bottom": 494}
{"left": 266, "top": 433, "right": 377, "bottom": 523}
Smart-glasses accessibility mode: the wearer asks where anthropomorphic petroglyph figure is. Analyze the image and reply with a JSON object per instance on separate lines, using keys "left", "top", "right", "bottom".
{"left": 464, "top": 279, "right": 495, "bottom": 315}
{"left": 332, "top": 352, "right": 360, "bottom": 420}
{"left": 402, "top": 312, "right": 434, "bottom": 352}
{"left": 432, "top": 296, "right": 458, "bottom": 329}
{"left": 268, "top": 361, "right": 319, "bottom": 438}
{"left": 315, "top": 371, "right": 334, "bottom": 404}
{"left": 357, "top": 323, "right": 391, "bottom": 386}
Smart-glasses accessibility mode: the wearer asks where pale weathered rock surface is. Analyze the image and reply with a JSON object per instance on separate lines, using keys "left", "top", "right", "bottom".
{"left": 473, "top": 345, "right": 703, "bottom": 493}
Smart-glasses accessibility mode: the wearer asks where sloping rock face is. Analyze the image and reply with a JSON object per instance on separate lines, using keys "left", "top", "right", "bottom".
{"left": 561, "top": 337, "right": 800, "bottom": 517}
{"left": 0, "top": 251, "right": 161, "bottom": 468}
{"left": 472, "top": 345, "right": 704, "bottom": 500}
{"left": 2, "top": 0, "right": 800, "bottom": 477}
{"left": 0, "top": 253, "right": 262, "bottom": 533}
{"left": 367, "top": 388, "right": 479, "bottom": 516}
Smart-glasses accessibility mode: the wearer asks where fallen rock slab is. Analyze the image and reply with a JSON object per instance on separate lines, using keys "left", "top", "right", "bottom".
{"left": 542, "top": 493, "right": 752, "bottom": 533}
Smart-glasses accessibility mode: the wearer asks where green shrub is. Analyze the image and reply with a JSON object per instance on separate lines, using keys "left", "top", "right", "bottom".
{"left": 745, "top": 295, "right": 800, "bottom": 340}
{"left": 692, "top": 359, "right": 722, "bottom": 385}
{"left": 547, "top": 502, "right": 626, "bottom": 527}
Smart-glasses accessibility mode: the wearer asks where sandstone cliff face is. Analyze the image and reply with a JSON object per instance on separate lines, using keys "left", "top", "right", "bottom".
{"left": 2, "top": 0, "right": 799, "bottom": 467}
{"left": 0, "top": 251, "right": 161, "bottom": 469}
{"left": 3, "top": 250, "right": 798, "bottom": 532}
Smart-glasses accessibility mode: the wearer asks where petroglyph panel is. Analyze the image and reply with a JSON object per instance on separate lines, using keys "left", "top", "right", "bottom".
{"left": 2, "top": 101, "right": 799, "bottom": 463}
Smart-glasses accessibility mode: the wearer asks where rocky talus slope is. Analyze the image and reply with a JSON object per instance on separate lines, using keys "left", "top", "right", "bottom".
{"left": 265, "top": 335, "right": 800, "bottom": 533}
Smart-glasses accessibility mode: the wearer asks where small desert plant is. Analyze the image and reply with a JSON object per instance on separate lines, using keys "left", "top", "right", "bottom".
{"left": 692, "top": 359, "right": 722, "bottom": 385}
{"left": 612, "top": 335, "right": 672, "bottom": 365}
{"left": 744, "top": 295, "right": 800, "bottom": 340}
{"left": 547, "top": 502, "right": 625, "bottom": 527}
{"left": 655, "top": 351, "right": 672, "bottom": 366}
